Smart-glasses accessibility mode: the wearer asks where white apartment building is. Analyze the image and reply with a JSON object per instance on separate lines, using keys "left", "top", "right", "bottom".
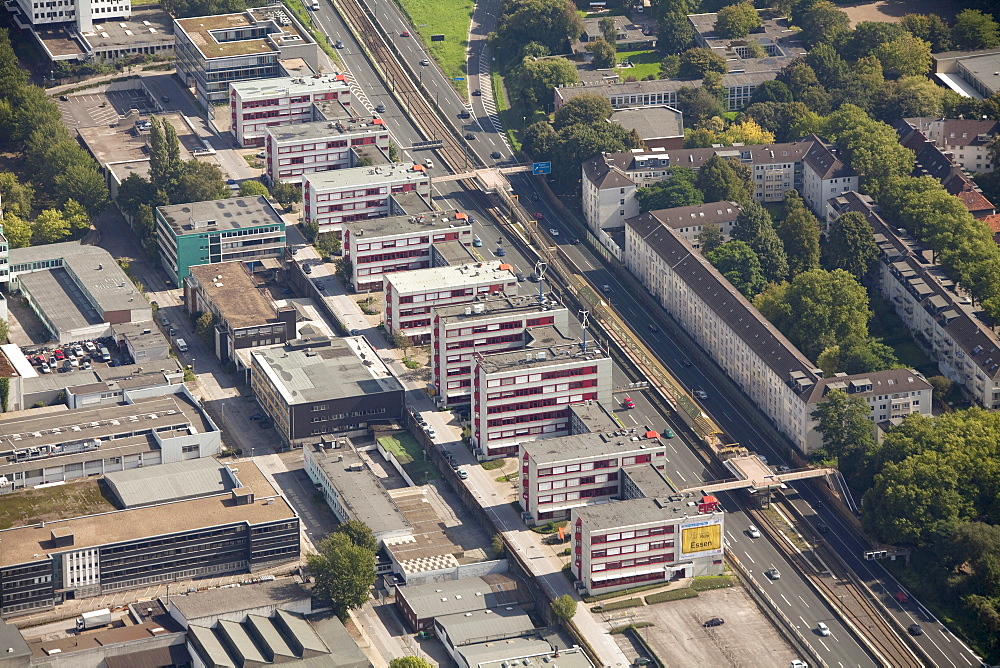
{"left": 383, "top": 262, "right": 519, "bottom": 344}
{"left": 472, "top": 326, "right": 612, "bottom": 458}
{"left": 303, "top": 163, "right": 432, "bottom": 235}
{"left": 230, "top": 73, "right": 353, "bottom": 147}
{"left": 344, "top": 211, "right": 472, "bottom": 292}
{"left": 581, "top": 136, "right": 856, "bottom": 236}
{"left": 635, "top": 202, "right": 742, "bottom": 248}
{"left": 8, "top": 0, "right": 128, "bottom": 31}
{"left": 832, "top": 191, "right": 1000, "bottom": 409}
{"left": 571, "top": 496, "right": 725, "bottom": 595}
{"left": 518, "top": 432, "right": 666, "bottom": 524}
{"left": 625, "top": 213, "right": 931, "bottom": 452}
{"left": 905, "top": 117, "right": 1000, "bottom": 174}
{"left": 430, "top": 296, "right": 570, "bottom": 407}
{"left": 265, "top": 119, "right": 390, "bottom": 184}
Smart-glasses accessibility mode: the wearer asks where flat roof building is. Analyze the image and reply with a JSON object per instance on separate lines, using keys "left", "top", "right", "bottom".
{"left": 434, "top": 607, "right": 535, "bottom": 658}
{"left": 431, "top": 295, "right": 570, "bottom": 407}
{"left": 384, "top": 262, "right": 520, "bottom": 344}
{"left": 0, "top": 388, "right": 221, "bottom": 493}
{"left": 185, "top": 261, "right": 297, "bottom": 364}
{"left": 303, "top": 440, "right": 412, "bottom": 543}
{"left": 609, "top": 106, "right": 684, "bottom": 150}
{"left": 230, "top": 72, "right": 354, "bottom": 147}
{"left": 155, "top": 196, "right": 286, "bottom": 283}
{"left": 174, "top": 5, "right": 320, "bottom": 106}
{"left": 344, "top": 211, "right": 472, "bottom": 292}
{"left": 265, "top": 118, "right": 391, "bottom": 184}
{"left": 459, "top": 641, "right": 592, "bottom": 668}
{"left": 167, "top": 578, "right": 312, "bottom": 628}
{"left": 394, "top": 575, "right": 528, "bottom": 631}
{"left": 7, "top": 242, "right": 151, "bottom": 344}
{"left": 688, "top": 11, "right": 805, "bottom": 72}
{"left": 251, "top": 336, "right": 404, "bottom": 448}
{"left": 0, "top": 462, "right": 298, "bottom": 617}
{"left": 472, "top": 326, "right": 613, "bottom": 458}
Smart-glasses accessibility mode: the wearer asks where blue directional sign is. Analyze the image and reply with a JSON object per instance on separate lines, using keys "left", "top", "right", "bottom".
{"left": 532, "top": 161, "right": 552, "bottom": 175}
{"left": 453, "top": 77, "right": 465, "bottom": 81}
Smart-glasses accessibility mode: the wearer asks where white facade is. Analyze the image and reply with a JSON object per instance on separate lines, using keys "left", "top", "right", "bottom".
{"left": 920, "top": 118, "right": 998, "bottom": 174}
{"left": 265, "top": 120, "right": 390, "bottom": 184}
{"left": 572, "top": 497, "right": 725, "bottom": 595}
{"left": 518, "top": 434, "right": 666, "bottom": 523}
{"left": 344, "top": 212, "right": 472, "bottom": 292}
{"left": 303, "top": 163, "right": 432, "bottom": 235}
{"left": 384, "top": 262, "right": 519, "bottom": 344}
{"left": 430, "top": 297, "right": 570, "bottom": 407}
{"left": 472, "top": 336, "right": 613, "bottom": 458}
{"left": 10, "top": 0, "right": 129, "bottom": 30}
{"left": 230, "top": 74, "right": 353, "bottom": 147}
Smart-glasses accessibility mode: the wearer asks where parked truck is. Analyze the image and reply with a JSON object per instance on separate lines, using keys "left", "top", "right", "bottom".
{"left": 76, "top": 608, "right": 112, "bottom": 631}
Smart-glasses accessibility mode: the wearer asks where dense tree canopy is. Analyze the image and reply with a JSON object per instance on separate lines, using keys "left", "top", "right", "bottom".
{"left": 635, "top": 167, "right": 703, "bottom": 211}
{"left": 951, "top": 9, "right": 1000, "bottom": 50}
{"left": 507, "top": 57, "right": 579, "bottom": 110}
{"left": 714, "top": 2, "right": 760, "bottom": 39}
{"left": 677, "top": 48, "right": 728, "bottom": 79}
{"left": 307, "top": 532, "right": 376, "bottom": 616}
{"left": 777, "top": 192, "right": 820, "bottom": 278}
{"left": 731, "top": 201, "right": 788, "bottom": 283}
{"left": 553, "top": 93, "right": 613, "bottom": 130}
{"left": 585, "top": 37, "right": 616, "bottom": 69}
{"left": 706, "top": 241, "right": 766, "bottom": 298}
{"left": 496, "top": 0, "right": 584, "bottom": 66}
{"left": 822, "top": 211, "right": 878, "bottom": 280}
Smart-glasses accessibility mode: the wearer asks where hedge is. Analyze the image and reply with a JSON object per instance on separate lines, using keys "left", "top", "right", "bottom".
{"left": 645, "top": 588, "right": 699, "bottom": 604}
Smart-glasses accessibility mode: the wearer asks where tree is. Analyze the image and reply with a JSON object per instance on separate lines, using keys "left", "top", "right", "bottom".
{"left": 811, "top": 388, "right": 875, "bottom": 485}
{"left": 927, "top": 375, "right": 952, "bottom": 403}
{"left": 239, "top": 179, "right": 271, "bottom": 197}
{"left": 271, "top": 180, "right": 300, "bottom": 208}
{"left": 521, "top": 121, "right": 558, "bottom": 159}
{"left": 0, "top": 172, "right": 34, "bottom": 217}
{"left": 658, "top": 11, "right": 695, "bottom": 54}
{"left": 882, "top": 75, "right": 945, "bottom": 120}
{"left": 696, "top": 155, "right": 750, "bottom": 205}
{"left": 717, "top": 119, "right": 775, "bottom": 146}
{"left": 490, "top": 533, "right": 506, "bottom": 558}
{"left": 706, "top": 241, "right": 766, "bottom": 297}
{"left": 2, "top": 212, "right": 31, "bottom": 249}
{"left": 659, "top": 53, "right": 680, "bottom": 79}
{"left": 585, "top": 37, "right": 616, "bottom": 69}
{"left": 677, "top": 86, "right": 725, "bottom": 125}
{"left": 336, "top": 519, "right": 378, "bottom": 553}
{"left": 195, "top": 312, "right": 216, "bottom": 342}
{"left": 553, "top": 93, "right": 613, "bottom": 130}
{"left": 678, "top": 48, "right": 728, "bottom": 79}
{"left": 32, "top": 208, "right": 69, "bottom": 244}
{"left": 496, "top": 0, "right": 583, "bottom": 66}
{"left": 952, "top": 9, "right": 1000, "bottom": 50}
{"left": 508, "top": 57, "right": 579, "bottom": 110}
{"left": 116, "top": 174, "right": 155, "bottom": 218}
{"left": 805, "top": 43, "right": 848, "bottom": 90}
{"left": 780, "top": 61, "right": 831, "bottom": 114}
{"left": 900, "top": 13, "right": 951, "bottom": 52}
{"left": 818, "top": 337, "right": 899, "bottom": 375}
{"left": 316, "top": 232, "right": 341, "bottom": 258}
{"left": 823, "top": 211, "right": 878, "bottom": 280}
{"left": 841, "top": 21, "right": 908, "bottom": 61}
{"left": 748, "top": 79, "right": 792, "bottom": 105}
{"left": 550, "top": 121, "right": 642, "bottom": 188}
{"left": 62, "top": 198, "right": 91, "bottom": 236}
{"left": 550, "top": 594, "right": 577, "bottom": 622}
{"left": 599, "top": 16, "right": 617, "bottom": 43}
{"left": 732, "top": 201, "right": 787, "bottom": 282}
{"left": 754, "top": 268, "right": 871, "bottom": 359}
{"left": 148, "top": 117, "right": 182, "bottom": 200}
{"left": 697, "top": 222, "right": 724, "bottom": 254}
{"left": 796, "top": 0, "right": 849, "bottom": 47}
{"left": 714, "top": 2, "right": 760, "bottom": 39}
{"left": 389, "top": 658, "right": 433, "bottom": 668}
{"left": 872, "top": 34, "right": 932, "bottom": 79}
{"left": 307, "top": 532, "right": 375, "bottom": 616}
{"left": 635, "top": 167, "right": 703, "bottom": 210}
{"left": 174, "top": 160, "right": 230, "bottom": 203}
{"left": 54, "top": 162, "right": 108, "bottom": 215}
{"left": 777, "top": 194, "right": 820, "bottom": 277}
{"left": 393, "top": 331, "right": 413, "bottom": 357}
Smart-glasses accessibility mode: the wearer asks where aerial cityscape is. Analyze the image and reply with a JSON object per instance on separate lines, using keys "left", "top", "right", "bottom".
{"left": 1, "top": 0, "right": 1000, "bottom": 665}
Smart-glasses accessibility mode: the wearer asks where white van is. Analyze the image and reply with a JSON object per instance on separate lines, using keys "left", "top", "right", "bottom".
{"left": 99, "top": 346, "right": 111, "bottom": 362}
{"left": 311, "top": 0, "right": 319, "bottom": 9}
{"left": 175, "top": 338, "right": 189, "bottom": 353}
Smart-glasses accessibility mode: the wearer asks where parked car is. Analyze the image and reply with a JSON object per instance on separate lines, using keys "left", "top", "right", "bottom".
{"left": 703, "top": 617, "right": 725, "bottom": 627}
{"left": 250, "top": 413, "right": 269, "bottom": 421}
{"left": 54, "top": 349, "right": 65, "bottom": 360}
{"left": 39, "top": 363, "right": 51, "bottom": 374}
{"left": 84, "top": 340, "right": 97, "bottom": 353}
{"left": 349, "top": 329, "right": 362, "bottom": 336}
{"left": 457, "top": 470, "right": 468, "bottom": 480}
{"left": 450, "top": 460, "right": 459, "bottom": 470}
{"left": 426, "top": 428, "right": 437, "bottom": 440}
{"left": 303, "top": 264, "right": 313, "bottom": 274}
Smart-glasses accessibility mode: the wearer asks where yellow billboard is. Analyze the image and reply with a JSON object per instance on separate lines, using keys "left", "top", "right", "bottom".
{"left": 680, "top": 520, "right": 723, "bottom": 557}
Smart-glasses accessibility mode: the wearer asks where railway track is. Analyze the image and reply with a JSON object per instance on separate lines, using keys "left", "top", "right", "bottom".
{"left": 331, "top": 0, "right": 477, "bottom": 172}
{"left": 751, "top": 499, "right": 925, "bottom": 668}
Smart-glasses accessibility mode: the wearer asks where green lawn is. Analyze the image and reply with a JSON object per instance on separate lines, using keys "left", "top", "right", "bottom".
{"left": 616, "top": 50, "right": 660, "bottom": 81}
{"left": 394, "top": 0, "right": 474, "bottom": 94}
{"left": 0, "top": 480, "right": 116, "bottom": 530}
{"left": 378, "top": 433, "right": 440, "bottom": 483}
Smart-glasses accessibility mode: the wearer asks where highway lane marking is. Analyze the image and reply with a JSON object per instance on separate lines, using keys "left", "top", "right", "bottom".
{"left": 818, "top": 638, "right": 831, "bottom": 652}
{"left": 743, "top": 551, "right": 755, "bottom": 564}
{"left": 629, "top": 414, "right": 637, "bottom": 424}
{"left": 798, "top": 595, "right": 810, "bottom": 607}
{"left": 675, "top": 469, "right": 686, "bottom": 482}
{"left": 726, "top": 530, "right": 738, "bottom": 544}
{"left": 668, "top": 443, "right": 677, "bottom": 453}
{"left": 799, "top": 616, "right": 808, "bottom": 626}
{"left": 781, "top": 595, "right": 793, "bottom": 607}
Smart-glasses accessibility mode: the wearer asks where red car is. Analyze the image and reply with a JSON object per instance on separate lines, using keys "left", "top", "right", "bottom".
{"left": 622, "top": 396, "right": 635, "bottom": 409}
{"left": 534, "top": 211, "right": 544, "bottom": 220}
{"left": 400, "top": 30, "right": 410, "bottom": 36}
{"left": 53, "top": 349, "right": 65, "bottom": 360}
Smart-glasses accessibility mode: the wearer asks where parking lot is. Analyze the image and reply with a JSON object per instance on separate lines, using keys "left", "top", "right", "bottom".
{"left": 57, "top": 88, "right": 153, "bottom": 129}
{"left": 607, "top": 586, "right": 801, "bottom": 667}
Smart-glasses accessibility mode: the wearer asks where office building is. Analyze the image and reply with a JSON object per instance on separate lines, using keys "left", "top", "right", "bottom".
{"left": 383, "top": 262, "right": 519, "bottom": 344}
{"left": 0, "top": 461, "right": 298, "bottom": 617}
{"left": 251, "top": 336, "right": 404, "bottom": 449}
{"left": 174, "top": 5, "right": 320, "bottom": 106}
{"left": 570, "top": 495, "right": 725, "bottom": 595}
{"left": 624, "top": 212, "right": 932, "bottom": 452}
{"left": 112, "top": 321, "right": 172, "bottom": 363}
{"left": 303, "top": 440, "right": 412, "bottom": 544}
{"left": 608, "top": 106, "right": 684, "bottom": 150}
{"left": 185, "top": 261, "right": 297, "bottom": 364}
{"left": 688, "top": 11, "right": 805, "bottom": 72}
{"left": 155, "top": 196, "right": 286, "bottom": 283}
{"left": 430, "top": 296, "right": 570, "bottom": 407}
{"left": 230, "top": 72, "right": 354, "bottom": 147}
{"left": 471, "top": 326, "right": 613, "bottom": 459}
{"left": 7, "top": 242, "right": 151, "bottom": 343}
{"left": 344, "top": 211, "right": 473, "bottom": 292}
{"left": 518, "top": 432, "right": 667, "bottom": 525}
{"left": 832, "top": 191, "right": 1000, "bottom": 409}
{"left": 303, "top": 163, "right": 432, "bottom": 235}
{"left": 0, "top": 389, "right": 221, "bottom": 493}
{"left": 435, "top": 607, "right": 535, "bottom": 660}
{"left": 265, "top": 119, "right": 391, "bottom": 184}
{"left": 394, "top": 575, "right": 528, "bottom": 631}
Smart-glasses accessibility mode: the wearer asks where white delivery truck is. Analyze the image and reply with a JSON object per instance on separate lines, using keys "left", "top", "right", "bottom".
{"left": 77, "top": 608, "right": 112, "bottom": 631}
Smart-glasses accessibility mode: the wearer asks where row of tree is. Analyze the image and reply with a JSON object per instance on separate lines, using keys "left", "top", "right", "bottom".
{"left": 0, "top": 30, "right": 108, "bottom": 247}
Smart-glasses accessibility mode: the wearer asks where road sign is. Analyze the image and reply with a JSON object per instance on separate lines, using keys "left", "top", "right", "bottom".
{"left": 431, "top": 34, "right": 445, "bottom": 41}
{"left": 532, "top": 161, "right": 552, "bottom": 175}
{"left": 453, "top": 77, "right": 465, "bottom": 81}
